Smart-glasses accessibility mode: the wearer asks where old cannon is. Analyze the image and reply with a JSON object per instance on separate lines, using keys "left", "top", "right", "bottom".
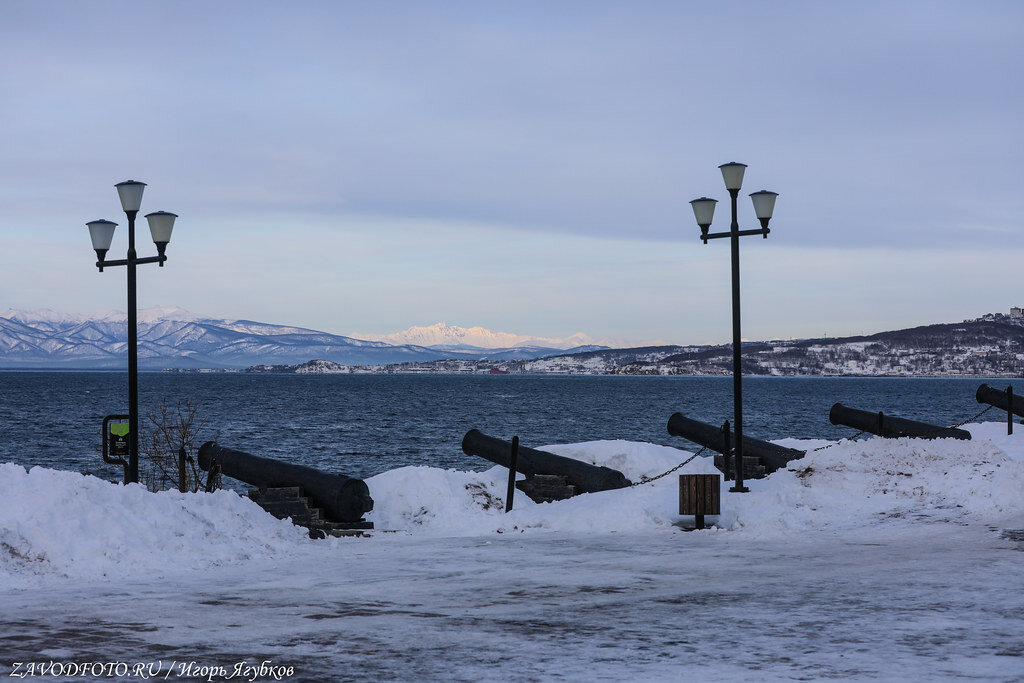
{"left": 828, "top": 403, "right": 971, "bottom": 441}
{"left": 197, "top": 442, "right": 373, "bottom": 523}
{"left": 667, "top": 413, "right": 804, "bottom": 475}
{"left": 976, "top": 384, "right": 1023, "bottom": 418}
{"left": 461, "top": 429, "right": 630, "bottom": 494}
{"left": 976, "top": 383, "right": 1022, "bottom": 434}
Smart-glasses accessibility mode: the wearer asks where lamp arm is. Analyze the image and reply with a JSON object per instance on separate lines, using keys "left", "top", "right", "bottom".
{"left": 96, "top": 255, "right": 167, "bottom": 270}
{"left": 700, "top": 227, "right": 770, "bottom": 241}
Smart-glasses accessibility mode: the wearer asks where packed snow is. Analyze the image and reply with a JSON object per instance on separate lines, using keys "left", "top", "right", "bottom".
{"left": 2, "top": 423, "right": 1023, "bottom": 680}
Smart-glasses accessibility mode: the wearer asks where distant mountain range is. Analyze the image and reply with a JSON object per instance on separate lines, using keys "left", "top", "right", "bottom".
{"left": 0, "top": 308, "right": 607, "bottom": 369}
{"left": 349, "top": 322, "right": 596, "bottom": 350}
{"left": 5, "top": 307, "right": 1022, "bottom": 376}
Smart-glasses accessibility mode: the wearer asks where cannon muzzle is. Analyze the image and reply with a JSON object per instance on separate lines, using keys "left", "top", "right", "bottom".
{"left": 198, "top": 442, "right": 373, "bottom": 523}
{"left": 828, "top": 403, "right": 971, "bottom": 440}
{"left": 976, "top": 384, "right": 1024, "bottom": 418}
{"left": 461, "top": 429, "right": 630, "bottom": 493}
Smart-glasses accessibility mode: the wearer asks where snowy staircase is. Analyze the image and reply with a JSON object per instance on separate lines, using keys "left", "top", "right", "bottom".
{"left": 248, "top": 486, "right": 373, "bottom": 537}
{"left": 516, "top": 474, "right": 577, "bottom": 503}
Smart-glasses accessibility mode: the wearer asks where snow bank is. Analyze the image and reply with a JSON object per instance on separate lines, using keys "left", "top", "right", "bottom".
{"left": 724, "top": 423, "right": 1024, "bottom": 537}
{"left": 366, "top": 439, "right": 719, "bottom": 535}
{"left": 2, "top": 423, "right": 1022, "bottom": 585}
{"left": 368, "top": 428, "right": 1024, "bottom": 537}
{"left": 0, "top": 464, "right": 311, "bottom": 583}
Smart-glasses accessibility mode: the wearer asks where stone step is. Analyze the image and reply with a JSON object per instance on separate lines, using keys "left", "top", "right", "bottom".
{"left": 246, "top": 487, "right": 373, "bottom": 535}
{"left": 530, "top": 474, "right": 572, "bottom": 485}
{"left": 307, "top": 519, "right": 374, "bottom": 539}
{"left": 321, "top": 520, "right": 374, "bottom": 531}
{"left": 257, "top": 500, "right": 322, "bottom": 522}
{"left": 323, "top": 528, "right": 372, "bottom": 538}
{"left": 254, "top": 486, "right": 304, "bottom": 500}
{"left": 516, "top": 474, "right": 577, "bottom": 503}
{"left": 713, "top": 454, "right": 767, "bottom": 480}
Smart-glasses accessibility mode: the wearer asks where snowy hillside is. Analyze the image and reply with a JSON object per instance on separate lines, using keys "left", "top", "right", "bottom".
{"left": 0, "top": 309, "right": 591, "bottom": 369}
{"left": 0, "top": 307, "right": 406, "bottom": 369}
{"left": 508, "top": 313, "right": 1024, "bottom": 377}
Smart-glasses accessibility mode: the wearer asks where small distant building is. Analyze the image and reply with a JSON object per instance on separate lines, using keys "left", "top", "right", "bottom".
{"left": 1012, "top": 307, "right": 1024, "bottom": 319}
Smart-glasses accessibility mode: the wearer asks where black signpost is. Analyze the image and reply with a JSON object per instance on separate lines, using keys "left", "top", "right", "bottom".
{"left": 102, "top": 414, "right": 130, "bottom": 483}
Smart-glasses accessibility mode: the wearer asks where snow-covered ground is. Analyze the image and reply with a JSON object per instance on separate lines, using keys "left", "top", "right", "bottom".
{"left": 2, "top": 424, "right": 1023, "bottom": 680}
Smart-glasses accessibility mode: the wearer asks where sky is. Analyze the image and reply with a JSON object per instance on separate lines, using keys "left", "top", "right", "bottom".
{"left": 1, "top": 0, "right": 1022, "bottom": 346}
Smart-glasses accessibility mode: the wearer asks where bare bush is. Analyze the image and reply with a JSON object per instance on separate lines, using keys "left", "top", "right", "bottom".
{"left": 139, "top": 398, "right": 210, "bottom": 493}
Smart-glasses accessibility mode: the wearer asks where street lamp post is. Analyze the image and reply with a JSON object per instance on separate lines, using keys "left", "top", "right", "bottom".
{"left": 690, "top": 163, "right": 778, "bottom": 493}
{"left": 87, "top": 181, "right": 177, "bottom": 484}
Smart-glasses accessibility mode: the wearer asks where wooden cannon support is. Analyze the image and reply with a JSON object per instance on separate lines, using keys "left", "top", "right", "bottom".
{"left": 828, "top": 404, "right": 971, "bottom": 441}
{"left": 197, "top": 442, "right": 374, "bottom": 534}
{"left": 667, "top": 412, "right": 804, "bottom": 478}
{"left": 461, "top": 429, "right": 630, "bottom": 502}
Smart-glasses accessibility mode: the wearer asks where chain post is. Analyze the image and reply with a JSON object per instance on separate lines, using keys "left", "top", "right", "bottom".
{"left": 1008, "top": 386, "right": 1014, "bottom": 436}
{"left": 505, "top": 436, "right": 519, "bottom": 513}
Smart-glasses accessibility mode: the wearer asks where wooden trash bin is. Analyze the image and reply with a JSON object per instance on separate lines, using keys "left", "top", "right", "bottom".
{"left": 679, "top": 473, "right": 721, "bottom": 529}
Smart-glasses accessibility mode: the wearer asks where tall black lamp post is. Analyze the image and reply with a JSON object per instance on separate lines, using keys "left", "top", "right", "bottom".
{"left": 690, "top": 163, "right": 778, "bottom": 493}
{"left": 87, "top": 181, "right": 177, "bottom": 484}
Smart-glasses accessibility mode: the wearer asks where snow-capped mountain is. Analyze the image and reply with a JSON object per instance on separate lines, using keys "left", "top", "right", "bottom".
{"left": 0, "top": 308, "right": 605, "bottom": 369}
{"left": 0, "top": 306, "right": 199, "bottom": 326}
{"left": 350, "top": 322, "right": 597, "bottom": 350}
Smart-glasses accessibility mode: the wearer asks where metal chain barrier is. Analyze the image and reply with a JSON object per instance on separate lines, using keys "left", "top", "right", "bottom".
{"left": 947, "top": 404, "right": 995, "bottom": 429}
{"left": 872, "top": 403, "right": 995, "bottom": 439}
{"left": 631, "top": 446, "right": 708, "bottom": 486}
{"left": 806, "top": 433, "right": 864, "bottom": 453}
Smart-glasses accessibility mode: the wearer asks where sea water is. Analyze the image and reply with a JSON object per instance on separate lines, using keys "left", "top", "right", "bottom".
{"left": 0, "top": 372, "right": 1007, "bottom": 483}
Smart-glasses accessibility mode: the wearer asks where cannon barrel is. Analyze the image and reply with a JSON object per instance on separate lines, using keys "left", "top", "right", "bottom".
{"left": 461, "top": 429, "right": 630, "bottom": 493}
{"left": 666, "top": 413, "right": 803, "bottom": 473}
{"left": 197, "top": 442, "right": 373, "bottom": 523}
{"left": 976, "top": 384, "right": 1024, "bottom": 418}
{"left": 828, "top": 403, "right": 971, "bottom": 440}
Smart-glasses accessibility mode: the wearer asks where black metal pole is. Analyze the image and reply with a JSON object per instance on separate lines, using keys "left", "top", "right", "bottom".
{"left": 721, "top": 420, "right": 732, "bottom": 480}
{"left": 505, "top": 435, "right": 519, "bottom": 513}
{"left": 1009, "top": 386, "right": 1014, "bottom": 436}
{"left": 728, "top": 189, "right": 748, "bottom": 493}
{"left": 126, "top": 209, "right": 139, "bottom": 485}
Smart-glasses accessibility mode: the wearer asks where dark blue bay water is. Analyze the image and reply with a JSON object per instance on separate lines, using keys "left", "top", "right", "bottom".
{"left": 0, "top": 372, "right": 1008, "bottom": 485}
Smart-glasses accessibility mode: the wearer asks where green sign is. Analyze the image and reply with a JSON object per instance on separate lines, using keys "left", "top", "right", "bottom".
{"left": 109, "top": 422, "right": 129, "bottom": 458}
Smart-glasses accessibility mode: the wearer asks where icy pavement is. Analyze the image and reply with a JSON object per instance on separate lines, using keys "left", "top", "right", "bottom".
{"left": 2, "top": 423, "right": 1023, "bottom": 680}
{"left": 2, "top": 527, "right": 1022, "bottom": 681}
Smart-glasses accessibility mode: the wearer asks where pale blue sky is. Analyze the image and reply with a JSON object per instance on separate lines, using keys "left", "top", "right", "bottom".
{"left": 1, "top": 1, "right": 1021, "bottom": 345}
